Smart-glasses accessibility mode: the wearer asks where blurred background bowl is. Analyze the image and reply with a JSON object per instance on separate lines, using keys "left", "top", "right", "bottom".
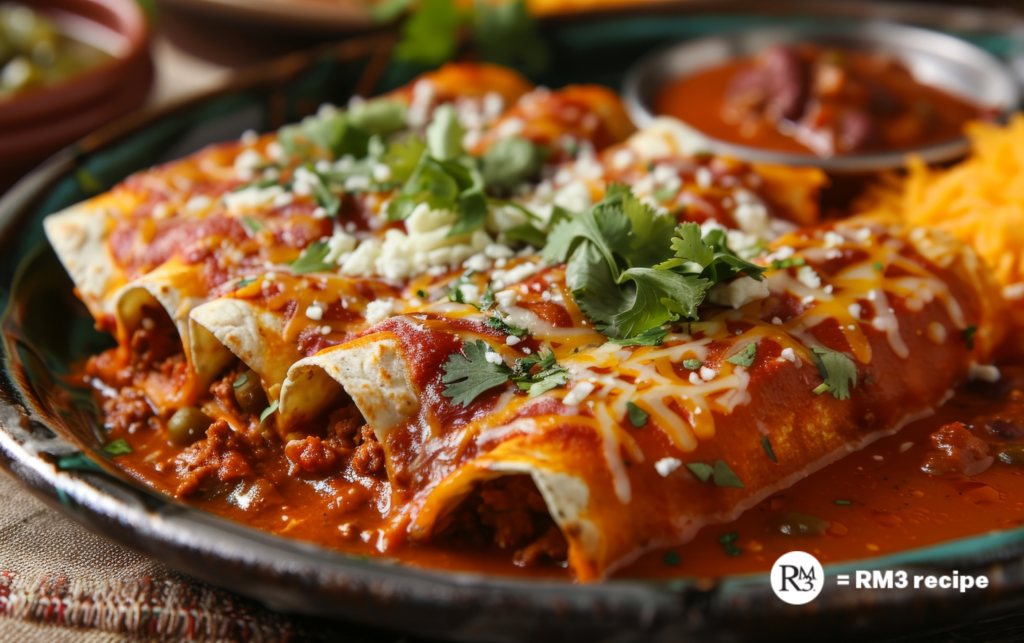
{"left": 0, "top": 0, "right": 153, "bottom": 189}
{"left": 623, "top": 21, "right": 1021, "bottom": 173}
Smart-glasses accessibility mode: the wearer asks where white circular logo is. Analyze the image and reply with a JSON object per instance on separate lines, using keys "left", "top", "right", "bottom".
{"left": 770, "top": 551, "right": 824, "bottom": 605}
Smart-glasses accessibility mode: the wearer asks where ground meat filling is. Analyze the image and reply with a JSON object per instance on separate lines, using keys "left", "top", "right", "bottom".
{"left": 175, "top": 419, "right": 256, "bottom": 497}
{"left": 283, "top": 404, "right": 384, "bottom": 478}
{"left": 436, "top": 475, "right": 568, "bottom": 568}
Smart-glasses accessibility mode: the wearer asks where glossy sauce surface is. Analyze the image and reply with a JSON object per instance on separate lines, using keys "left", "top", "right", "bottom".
{"left": 655, "top": 46, "right": 987, "bottom": 157}
{"left": 92, "top": 365, "right": 1024, "bottom": 580}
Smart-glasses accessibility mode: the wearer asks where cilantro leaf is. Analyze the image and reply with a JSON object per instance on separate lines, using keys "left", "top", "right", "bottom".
{"left": 348, "top": 98, "right": 407, "bottom": 137}
{"left": 233, "top": 372, "right": 249, "bottom": 388}
{"left": 383, "top": 134, "right": 427, "bottom": 185}
{"left": 686, "top": 460, "right": 745, "bottom": 487}
{"left": 609, "top": 327, "right": 668, "bottom": 347}
{"left": 963, "top": 325, "right": 977, "bottom": 351}
{"left": 240, "top": 216, "right": 264, "bottom": 236}
{"left": 810, "top": 346, "right": 857, "bottom": 400}
{"left": 510, "top": 349, "right": 568, "bottom": 397}
{"left": 482, "top": 137, "right": 544, "bottom": 191}
{"left": 503, "top": 222, "right": 548, "bottom": 248}
{"left": 726, "top": 342, "right": 757, "bottom": 368}
{"left": 387, "top": 155, "right": 461, "bottom": 221}
{"left": 712, "top": 460, "right": 745, "bottom": 488}
{"left": 610, "top": 267, "right": 709, "bottom": 338}
{"left": 394, "top": 0, "right": 462, "bottom": 66}
{"left": 486, "top": 314, "right": 528, "bottom": 337}
{"left": 626, "top": 402, "right": 648, "bottom": 428}
{"left": 718, "top": 532, "right": 742, "bottom": 556}
{"left": 103, "top": 439, "right": 132, "bottom": 456}
{"left": 312, "top": 177, "right": 341, "bottom": 217}
{"left": 426, "top": 104, "right": 465, "bottom": 161}
{"left": 686, "top": 462, "right": 713, "bottom": 482}
{"left": 683, "top": 359, "right": 702, "bottom": 370}
{"left": 442, "top": 341, "right": 512, "bottom": 406}
{"left": 290, "top": 241, "right": 334, "bottom": 274}
{"left": 761, "top": 436, "right": 778, "bottom": 463}
{"left": 472, "top": 0, "right": 547, "bottom": 73}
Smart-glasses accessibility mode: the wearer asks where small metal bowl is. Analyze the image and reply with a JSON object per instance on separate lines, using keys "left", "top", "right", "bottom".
{"left": 622, "top": 22, "right": 1021, "bottom": 173}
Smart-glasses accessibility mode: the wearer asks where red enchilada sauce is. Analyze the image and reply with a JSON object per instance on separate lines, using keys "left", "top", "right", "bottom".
{"left": 78, "top": 332, "right": 1024, "bottom": 580}
{"left": 655, "top": 45, "right": 989, "bottom": 158}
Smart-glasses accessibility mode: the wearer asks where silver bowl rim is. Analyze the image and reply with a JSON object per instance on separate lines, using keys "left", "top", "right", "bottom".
{"left": 622, "top": 20, "right": 1022, "bottom": 173}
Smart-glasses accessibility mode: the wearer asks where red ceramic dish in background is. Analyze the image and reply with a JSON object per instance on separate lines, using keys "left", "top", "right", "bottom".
{"left": 0, "top": 0, "right": 153, "bottom": 183}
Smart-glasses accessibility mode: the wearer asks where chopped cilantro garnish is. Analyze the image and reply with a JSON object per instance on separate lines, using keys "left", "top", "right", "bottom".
{"left": 103, "top": 439, "right": 132, "bottom": 456}
{"left": 686, "top": 462, "right": 713, "bottom": 482}
{"left": 545, "top": 190, "right": 765, "bottom": 340}
{"left": 687, "top": 460, "right": 745, "bottom": 488}
{"left": 835, "top": 500, "right": 852, "bottom": 505}
{"left": 652, "top": 186, "right": 677, "bottom": 202}
{"left": 441, "top": 341, "right": 512, "bottom": 406}
{"left": 312, "top": 176, "right": 341, "bottom": 217}
{"left": 761, "top": 436, "right": 778, "bottom": 463}
{"left": 237, "top": 276, "right": 257, "bottom": 288}
{"left": 609, "top": 327, "right": 668, "bottom": 347}
{"left": 260, "top": 400, "right": 279, "bottom": 423}
{"left": 682, "top": 359, "right": 702, "bottom": 370}
{"left": 874, "top": 261, "right": 884, "bottom": 272}
{"left": 963, "top": 325, "right": 977, "bottom": 351}
{"left": 502, "top": 223, "right": 548, "bottom": 249}
{"left": 486, "top": 314, "right": 528, "bottom": 337}
{"left": 393, "top": 0, "right": 461, "bottom": 66}
{"left": 810, "top": 346, "right": 857, "bottom": 400}
{"left": 426, "top": 104, "right": 464, "bottom": 162}
{"left": 726, "top": 342, "right": 757, "bottom": 368}
{"left": 240, "top": 216, "right": 264, "bottom": 236}
{"left": 233, "top": 372, "right": 248, "bottom": 388}
{"left": 482, "top": 137, "right": 544, "bottom": 191}
{"left": 718, "top": 532, "right": 742, "bottom": 556}
{"left": 626, "top": 402, "right": 648, "bottom": 428}
{"left": 510, "top": 350, "right": 568, "bottom": 397}
{"left": 662, "top": 551, "right": 681, "bottom": 567}
{"left": 416, "top": 289, "right": 427, "bottom": 299}
{"left": 769, "top": 257, "right": 806, "bottom": 270}
{"left": 289, "top": 241, "right": 334, "bottom": 274}
{"left": 480, "top": 282, "right": 495, "bottom": 309}
{"left": 712, "top": 460, "right": 745, "bottom": 488}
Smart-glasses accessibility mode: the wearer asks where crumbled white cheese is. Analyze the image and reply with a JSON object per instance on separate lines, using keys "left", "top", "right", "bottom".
{"left": 240, "top": 129, "right": 259, "bottom": 145}
{"left": 364, "top": 299, "right": 396, "bottom": 325}
{"left": 553, "top": 181, "right": 591, "bottom": 213}
{"left": 491, "top": 261, "right": 540, "bottom": 290}
{"left": 562, "top": 381, "right": 595, "bottom": 406}
{"left": 797, "top": 265, "right": 822, "bottom": 290}
{"left": 459, "top": 284, "right": 481, "bottom": 305}
{"left": 371, "top": 164, "right": 392, "bottom": 183}
{"left": 688, "top": 372, "right": 702, "bottom": 385}
{"left": 324, "top": 229, "right": 358, "bottom": 264}
{"left": 495, "top": 289, "right": 519, "bottom": 308}
{"left": 706, "top": 276, "right": 770, "bottom": 309}
{"left": 320, "top": 325, "right": 332, "bottom": 335}
{"left": 823, "top": 231, "right": 844, "bottom": 248}
{"left": 234, "top": 149, "right": 265, "bottom": 180}
{"left": 699, "top": 366, "right": 716, "bottom": 382}
{"left": 484, "top": 350, "right": 504, "bottom": 366}
{"left": 291, "top": 166, "right": 319, "bottom": 196}
{"left": 654, "top": 457, "right": 682, "bottom": 477}
{"left": 305, "top": 303, "right": 324, "bottom": 320}
{"left": 272, "top": 191, "right": 294, "bottom": 208}
{"left": 1003, "top": 283, "right": 1024, "bottom": 301}
{"left": 506, "top": 335, "right": 521, "bottom": 346}
{"left": 407, "top": 79, "right": 436, "bottom": 128}
{"left": 495, "top": 117, "right": 525, "bottom": 139}
{"left": 223, "top": 185, "right": 284, "bottom": 213}
{"left": 780, "top": 347, "right": 796, "bottom": 362}
{"left": 695, "top": 166, "right": 713, "bottom": 189}
{"left": 611, "top": 148, "right": 634, "bottom": 170}
{"left": 485, "top": 243, "right": 515, "bottom": 259}
{"left": 968, "top": 361, "right": 1001, "bottom": 383}
{"left": 463, "top": 253, "right": 491, "bottom": 273}
{"left": 340, "top": 239, "right": 382, "bottom": 277}
{"left": 185, "top": 195, "right": 212, "bottom": 214}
